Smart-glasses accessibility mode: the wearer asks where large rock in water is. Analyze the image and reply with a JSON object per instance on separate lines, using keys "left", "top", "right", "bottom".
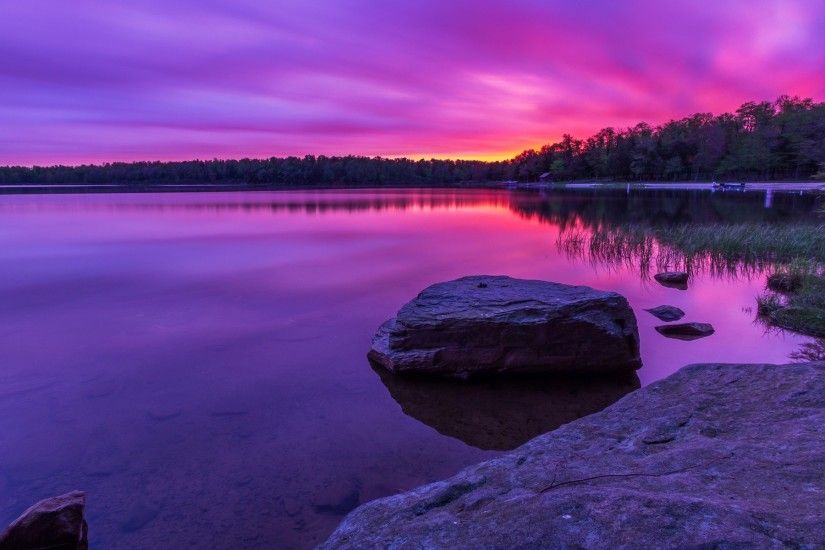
{"left": 369, "top": 276, "right": 641, "bottom": 377}
{"left": 0, "top": 491, "right": 88, "bottom": 549}
{"left": 323, "top": 362, "right": 825, "bottom": 548}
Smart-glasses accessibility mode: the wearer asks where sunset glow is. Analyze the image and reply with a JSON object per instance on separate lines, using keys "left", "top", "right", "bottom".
{"left": 2, "top": 0, "right": 824, "bottom": 165}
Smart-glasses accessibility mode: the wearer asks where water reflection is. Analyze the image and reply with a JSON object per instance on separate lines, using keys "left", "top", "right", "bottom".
{"left": 374, "top": 366, "right": 641, "bottom": 451}
{"left": 0, "top": 187, "right": 818, "bottom": 548}
{"left": 790, "top": 339, "right": 825, "bottom": 362}
{"left": 0, "top": 186, "right": 818, "bottom": 221}
{"left": 0, "top": 189, "right": 514, "bottom": 215}
{"left": 555, "top": 226, "right": 778, "bottom": 279}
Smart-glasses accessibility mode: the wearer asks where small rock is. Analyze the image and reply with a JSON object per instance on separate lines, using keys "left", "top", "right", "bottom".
{"left": 0, "top": 491, "right": 88, "bottom": 549}
{"left": 655, "top": 322, "right": 714, "bottom": 340}
{"left": 145, "top": 404, "right": 182, "bottom": 421}
{"left": 210, "top": 410, "right": 248, "bottom": 417}
{"left": 283, "top": 496, "right": 303, "bottom": 517}
{"left": 120, "top": 502, "right": 160, "bottom": 533}
{"left": 313, "top": 480, "right": 361, "bottom": 516}
{"left": 654, "top": 271, "right": 689, "bottom": 289}
{"left": 645, "top": 305, "right": 685, "bottom": 322}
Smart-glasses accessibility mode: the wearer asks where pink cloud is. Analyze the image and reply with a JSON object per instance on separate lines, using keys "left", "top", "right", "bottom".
{"left": 1, "top": 0, "right": 823, "bottom": 165}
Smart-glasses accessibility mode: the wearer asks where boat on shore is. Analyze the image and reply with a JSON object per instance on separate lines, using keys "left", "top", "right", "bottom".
{"left": 712, "top": 181, "right": 746, "bottom": 190}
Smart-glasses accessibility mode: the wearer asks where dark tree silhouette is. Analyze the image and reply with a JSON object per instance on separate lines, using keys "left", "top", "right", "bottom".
{"left": 2, "top": 96, "right": 823, "bottom": 186}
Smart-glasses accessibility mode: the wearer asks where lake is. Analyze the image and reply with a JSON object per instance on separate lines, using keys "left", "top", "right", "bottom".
{"left": 0, "top": 187, "right": 820, "bottom": 548}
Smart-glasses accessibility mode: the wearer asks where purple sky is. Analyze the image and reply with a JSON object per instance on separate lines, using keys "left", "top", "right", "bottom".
{"left": 2, "top": 0, "right": 824, "bottom": 165}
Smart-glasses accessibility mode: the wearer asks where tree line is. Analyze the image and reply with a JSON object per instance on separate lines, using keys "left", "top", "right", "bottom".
{"left": 2, "top": 96, "right": 823, "bottom": 186}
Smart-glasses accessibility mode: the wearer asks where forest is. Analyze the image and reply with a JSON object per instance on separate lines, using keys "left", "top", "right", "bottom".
{"left": 1, "top": 96, "right": 823, "bottom": 186}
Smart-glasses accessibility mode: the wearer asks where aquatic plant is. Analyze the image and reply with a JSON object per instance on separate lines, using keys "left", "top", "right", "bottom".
{"left": 789, "top": 339, "right": 825, "bottom": 362}
{"left": 557, "top": 219, "right": 825, "bottom": 338}
{"left": 557, "top": 222, "right": 825, "bottom": 279}
{"left": 756, "top": 294, "right": 783, "bottom": 317}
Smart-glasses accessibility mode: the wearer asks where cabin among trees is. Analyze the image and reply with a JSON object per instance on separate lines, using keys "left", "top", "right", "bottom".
{"left": 1, "top": 96, "right": 823, "bottom": 186}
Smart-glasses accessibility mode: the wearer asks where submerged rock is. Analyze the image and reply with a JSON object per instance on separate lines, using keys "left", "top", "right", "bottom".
{"left": 119, "top": 502, "right": 160, "bottom": 533}
{"left": 374, "top": 365, "right": 640, "bottom": 450}
{"left": 655, "top": 322, "right": 714, "bottom": 340}
{"left": 312, "top": 479, "right": 362, "bottom": 517}
{"left": 322, "top": 362, "right": 825, "bottom": 548}
{"left": 0, "top": 491, "right": 88, "bottom": 549}
{"left": 369, "top": 275, "right": 641, "bottom": 378}
{"left": 654, "top": 271, "right": 689, "bottom": 289}
{"left": 645, "top": 305, "right": 685, "bottom": 322}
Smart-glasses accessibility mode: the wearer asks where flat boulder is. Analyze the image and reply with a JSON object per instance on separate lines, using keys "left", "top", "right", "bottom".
{"left": 654, "top": 271, "right": 689, "bottom": 289}
{"left": 655, "top": 322, "right": 714, "bottom": 340}
{"left": 0, "top": 491, "right": 88, "bottom": 549}
{"left": 368, "top": 276, "right": 641, "bottom": 378}
{"left": 645, "top": 305, "right": 685, "bottom": 322}
{"left": 322, "top": 362, "right": 825, "bottom": 548}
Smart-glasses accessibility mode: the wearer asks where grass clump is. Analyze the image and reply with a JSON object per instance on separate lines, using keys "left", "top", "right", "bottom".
{"left": 790, "top": 339, "right": 825, "bottom": 362}
{"left": 758, "top": 267, "right": 825, "bottom": 338}
{"left": 756, "top": 293, "right": 783, "bottom": 316}
{"left": 558, "top": 220, "right": 825, "bottom": 338}
{"left": 558, "top": 222, "right": 825, "bottom": 278}
{"left": 649, "top": 223, "right": 825, "bottom": 265}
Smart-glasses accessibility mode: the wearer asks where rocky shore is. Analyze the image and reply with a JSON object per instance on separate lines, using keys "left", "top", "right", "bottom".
{"left": 323, "top": 361, "right": 825, "bottom": 548}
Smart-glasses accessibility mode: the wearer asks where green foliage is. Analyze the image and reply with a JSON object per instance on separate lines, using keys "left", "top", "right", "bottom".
{"left": 509, "top": 96, "right": 825, "bottom": 182}
{"left": 649, "top": 224, "right": 825, "bottom": 264}
{"left": 558, "top": 222, "right": 825, "bottom": 277}
{"left": 789, "top": 339, "right": 825, "bottom": 362}
{"left": 759, "top": 272, "right": 825, "bottom": 338}
{"left": 756, "top": 294, "right": 783, "bottom": 316}
{"left": 2, "top": 96, "right": 825, "bottom": 185}
{"left": 769, "top": 304, "right": 825, "bottom": 338}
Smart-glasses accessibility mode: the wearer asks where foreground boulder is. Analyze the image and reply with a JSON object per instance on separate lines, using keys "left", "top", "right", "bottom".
{"left": 645, "top": 305, "right": 685, "bottom": 322}
{"left": 323, "top": 362, "right": 825, "bottom": 548}
{"left": 0, "top": 491, "right": 88, "bottom": 549}
{"left": 369, "top": 276, "right": 641, "bottom": 378}
{"left": 654, "top": 271, "right": 689, "bottom": 289}
{"left": 655, "top": 322, "right": 714, "bottom": 340}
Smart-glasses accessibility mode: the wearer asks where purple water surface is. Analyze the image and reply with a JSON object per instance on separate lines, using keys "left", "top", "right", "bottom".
{"left": 0, "top": 188, "right": 817, "bottom": 548}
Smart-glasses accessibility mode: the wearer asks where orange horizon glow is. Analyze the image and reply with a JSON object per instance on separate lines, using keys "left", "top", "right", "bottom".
{"left": 1, "top": 1, "right": 824, "bottom": 166}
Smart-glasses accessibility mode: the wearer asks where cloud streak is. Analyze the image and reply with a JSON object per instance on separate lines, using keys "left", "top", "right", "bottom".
{"left": 1, "top": 0, "right": 824, "bottom": 164}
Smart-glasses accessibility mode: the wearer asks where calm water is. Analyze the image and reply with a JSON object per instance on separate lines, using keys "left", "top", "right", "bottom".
{"left": 0, "top": 188, "right": 820, "bottom": 548}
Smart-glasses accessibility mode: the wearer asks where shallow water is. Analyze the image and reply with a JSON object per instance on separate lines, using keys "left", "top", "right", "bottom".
{"left": 0, "top": 188, "right": 819, "bottom": 548}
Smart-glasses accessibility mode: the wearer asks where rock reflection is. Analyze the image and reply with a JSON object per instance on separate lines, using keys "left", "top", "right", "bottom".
{"left": 790, "top": 339, "right": 825, "bottom": 362}
{"left": 374, "top": 365, "right": 640, "bottom": 451}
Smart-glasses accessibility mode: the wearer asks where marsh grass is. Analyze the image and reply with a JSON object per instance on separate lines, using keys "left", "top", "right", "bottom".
{"left": 766, "top": 273, "right": 825, "bottom": 337}
{"left": 559, "top": 222, "right": 824, "bottom": 277}
{"left": 790, "top": 339, "right": 825, "bottom": 362}
{"left": 651, "top": 223, "right": 825, "bottom": 265}
{"left": 756, "top": 293, "right": 783, "bottom": 316}
{"left": 557, "top": 219, "right": 825, "bottom": 337}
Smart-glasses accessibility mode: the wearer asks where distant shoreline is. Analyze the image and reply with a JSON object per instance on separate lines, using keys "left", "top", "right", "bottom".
{"left": 1, "top": 181, "right": 823, "bottom": 196}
